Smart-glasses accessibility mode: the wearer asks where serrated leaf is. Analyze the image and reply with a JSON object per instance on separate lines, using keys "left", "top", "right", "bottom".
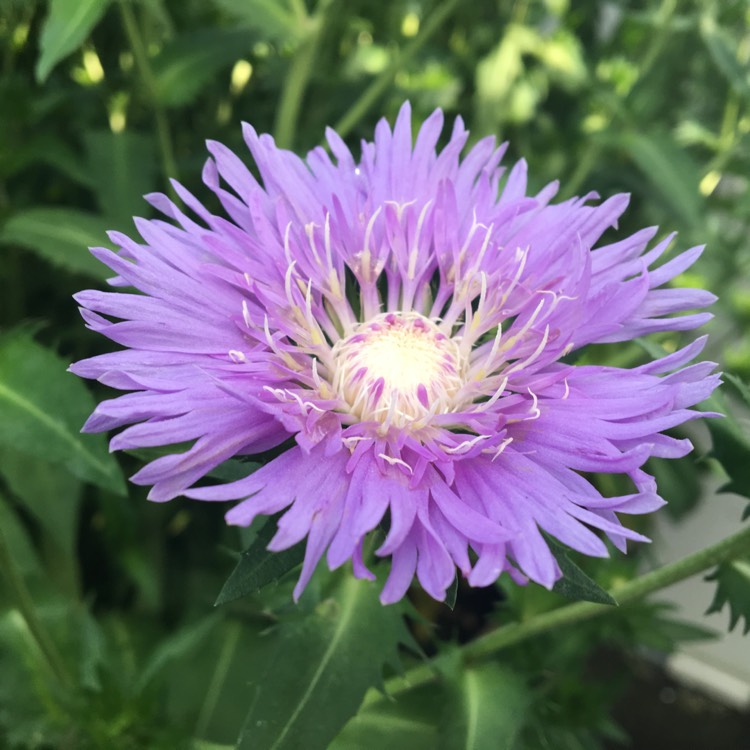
{"left": 237, "top": 573, "right": 410, "bottom": 750}
{"left": 0, "top": 208, "right": 112, "bottom": 280}
{"left": 706, "top": 558, "right": 750, "bottom": 634}
{"left": 547, "top": 536, "right": 617, "bottom": 606}
{"left": 84, "top": 130, "right": 157, "bottom": 225}
{"left": 438, "top": 662, "right": 529, "bottom": 750}
{"left": 215, "top": 518, "right": 304, "bottom": 605}
{"left": 0, "top": 331, "right": 125, "bottom": 495}
{"left": 151, "top": 29, "right": 256, "bottom": 107}
{"left": 36, "top": 0, "right": 112, "bottom": 82}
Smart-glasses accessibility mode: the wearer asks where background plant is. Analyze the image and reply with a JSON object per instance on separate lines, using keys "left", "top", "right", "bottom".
{"left": 1, "top": 1, "right": 750, "bottom": 748}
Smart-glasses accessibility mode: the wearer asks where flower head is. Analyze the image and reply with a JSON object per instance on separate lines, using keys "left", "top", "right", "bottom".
{"left": 73, "top": 103, "right": 719, "bottom": 603}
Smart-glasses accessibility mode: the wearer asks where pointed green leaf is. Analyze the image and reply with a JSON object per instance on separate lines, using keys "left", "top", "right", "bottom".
{"left": 547, "top": 536, "right": 617, "bottom": 606}
{"left": 0, "top": 208, "right": 112, "bottom": 280}
{"left": 439, "top": 662, "right": 529, "bottom": 750}
{"left": 215, "top": 518, "right": 304, "bottom": 605}
{"left": 706, "top": 558, "right": 750, "bottom": 634}
{"left": 445, "top": 575, "right": 458, "bottom": 610}
{"left": 36, "top": 0, "right": 112, "bottom": 82}
{"left": 0, "top": 331, "right": 126, "bottom": 495}
{"left": 237, "top": 573, "right": 410, "bottom": 750}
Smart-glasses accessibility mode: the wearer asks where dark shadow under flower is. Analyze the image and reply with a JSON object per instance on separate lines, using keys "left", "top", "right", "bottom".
{"left": 71, "top": 103, "right": 719, "bottom": 604}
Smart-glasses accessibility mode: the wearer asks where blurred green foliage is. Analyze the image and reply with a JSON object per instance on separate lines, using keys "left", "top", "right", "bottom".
{"left": 1, "top": 0, "right": 750, "bottom": 748}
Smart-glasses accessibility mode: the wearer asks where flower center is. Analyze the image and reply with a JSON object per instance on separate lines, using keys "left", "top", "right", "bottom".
{"left": 331, "top": 312, "right": 466, "bottom": 428}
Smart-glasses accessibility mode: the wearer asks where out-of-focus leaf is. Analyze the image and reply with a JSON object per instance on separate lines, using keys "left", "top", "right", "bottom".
{"left": 0, "top": 493, "right": 41, "bottom": 577}
{"left": 136, "top": 614, "right": 221, "bottom": 691}
{"left": 0, "top": 447, "right": 82, "bottom": 559}
{"left": 706, "top": 558, "right": 750, "bottom": 634}
{"left": 648, "top": 454, "right": 701, "bottom": 521}
{"left": 215, "top": 518, "right": 304, "bottom": 605}
{"left": 0, "top": 208, "right": 111, "bottom": 280}
{"left": 700, "top": 15, "right": 750, "bottom": 102}
{"left": 0, "top": 331, "right": 126, "bottom": 495}
{"left": 620, "top": 131, "right": 703, "bottom": 228}
{"left": 438, "top": 662, "right": 529, "bottom": 749}
{"left": 237, "top": 573, "right": 410, "bottom": 750}
{"left": 151, "top": 29, "right": 257, "bottom": 107}
{"left": 210, "top": 0, "right": 302, "bottom": 41}
{"left": 331, "top": 685, "right": 440, "bottom": 750}
{"left": 547, "top": 536, "right": 617, "bottom": 605}
{"left": 0, "top": 134, "right": 93, "bottom": 185}
{"left": 706, "top": 388, "right": 750, "bottom": 506}
{"left": 73, "top": 607, "right": 107, "bottom": 691}
{"left": 36, "top": 0, "right": 112, "bottom": 82}
{"left": 84, "top": 130, "right": 157, "bottom": 225}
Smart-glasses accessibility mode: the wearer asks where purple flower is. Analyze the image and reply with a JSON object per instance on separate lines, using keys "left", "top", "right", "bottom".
{"left": 72, "top": 103, "right": 719, "bottom": 604}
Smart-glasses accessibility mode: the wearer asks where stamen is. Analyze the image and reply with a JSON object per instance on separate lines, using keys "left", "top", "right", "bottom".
{"left": 331, "top": 311, "right": 467, "bottom": 429}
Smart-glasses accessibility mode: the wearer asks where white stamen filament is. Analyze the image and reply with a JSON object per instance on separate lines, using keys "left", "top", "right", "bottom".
{"left": 331, "top": 311, "right": 467, "bottom": 430}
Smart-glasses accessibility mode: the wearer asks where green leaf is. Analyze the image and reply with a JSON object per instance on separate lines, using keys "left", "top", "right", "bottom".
{"left": 620, "top": 131, "right": 703, "bottom": 229}
{"left": 438, "top": 662, "right": 530, "bottom": 750}
{"left": 0, "top": 208, "right": 112, "bottom": 280}
{"left": 0, "top": 331, "right": 126, "bottom": 495}
{"left": 331, "top": 685, "right": 439, "bottom": 750}
{"left": 36, "top": 0, "right": 112, "bottom": 82}
{"left": 237, "top": 573, "right": 410, "bottom": 750}
{"left": 706, "top": 558, "right": 750, "bottom": 634}
{"left": 0, "top": 493, "right": 41, "bottom": 577}
{"left": 700, "top": 14, "right": 750, "bottom": 102}
{"left": 706, "top": 389, "right": 750, "bottom": 504}
{"left": 445, "top": 575, "right": 458, "bottom": 610}
{"left": 210, "top": 0, "right": 302, "bottom": 41}
{"left": 215, "top": 518, "right": 304, "bottom": 605}
{"left": 84, "top": 130, "right": 158, "bottom": 225}
{"left": 547, "top": 537, "right": 617, "bottom": 606}
{"left": 136, "top": 614, "right": 221, "bottom": 691}
{"left": 151, "top": 29, "right": 257, "bottom": 107}
{"left": 0, "top": 446, "right": 82, "bottom": 559}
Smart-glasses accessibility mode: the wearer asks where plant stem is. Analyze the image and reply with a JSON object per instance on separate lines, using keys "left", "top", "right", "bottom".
{"left": 119, "top": 1, "right": 179, "bottom": 186}
{"left": 273, "top": 2, "right": 329, "bottom": 149}
{"left": 332, "top": 0, "right": 461, "bottom": 140}
{"left": 370, "top": 521, "right": 750, "bottom": 702}
{"left": 0, "top": 520, "right": 74, "bottom": 689}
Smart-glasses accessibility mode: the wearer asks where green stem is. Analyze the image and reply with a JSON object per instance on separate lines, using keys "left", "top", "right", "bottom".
{"left": 274, "top": 2, "right": 329, "bottom": 149}
{"left": 332, "top": 0, "right": 461, "bottom": 140}
{"left": 0, "top": 521, "right": 74, "bottom": 689}
{"left": 370, "top": 521, "right": 750, "bottom": 703}
{"left": 119, "top": 1, "right": 179, "bottom": 185}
